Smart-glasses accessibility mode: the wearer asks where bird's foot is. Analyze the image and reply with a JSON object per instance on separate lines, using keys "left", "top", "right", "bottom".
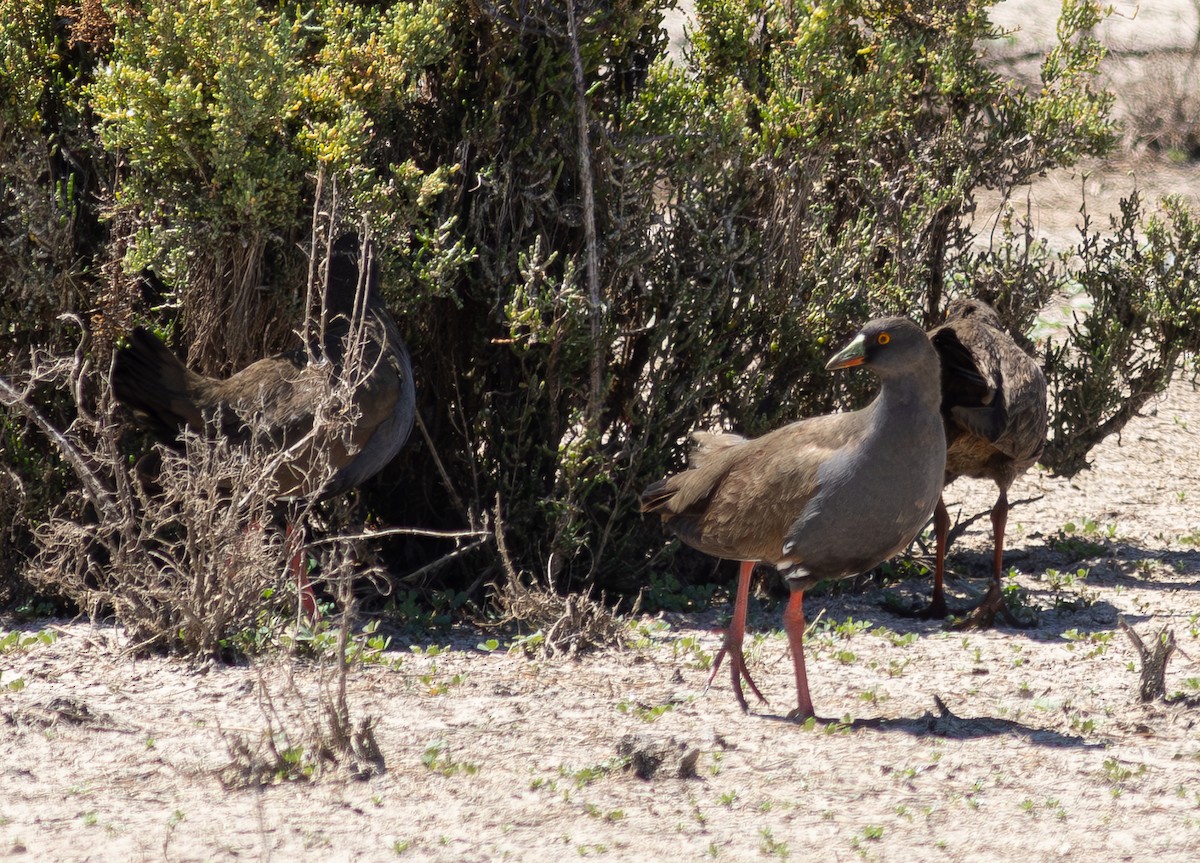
{"left": 886, "top": 593, "right": 951, "bottom": 620}
{"left": 949, "top": 581, "right": 1023, "bottom": 631}
{"left": 912, "top": 597, "right": 951, "bottom": 620}
{"left": 918, "top": 604, "right": 951, "bottom": 621}
{"left": 707, "top": 640, "right": 768, "bottom": 712}
{"left": 785, "top": 706, "right": 814, "bottom": 723}
{"left": 785, "top": 707, "right": 837, "bottom": 725}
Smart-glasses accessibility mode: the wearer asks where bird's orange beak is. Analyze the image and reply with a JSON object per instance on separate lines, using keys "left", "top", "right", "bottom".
{"left": 825, "top": 333, "right": 866, "bottom": 370}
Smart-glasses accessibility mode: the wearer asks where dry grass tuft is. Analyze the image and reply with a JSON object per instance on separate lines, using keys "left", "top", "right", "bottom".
{"left": 219, "top": 658, "right": 384, "bottom": 786}
{"left": 489, "top": 572, "right": 630, "bottom": 658}
{"left": 487, "top": 495, "right": 631, "bottom": 658}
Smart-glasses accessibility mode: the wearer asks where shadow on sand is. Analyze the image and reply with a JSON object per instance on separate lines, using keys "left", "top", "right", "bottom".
{"left": 756, "top": 695, "right": 1104, "bottom": 749}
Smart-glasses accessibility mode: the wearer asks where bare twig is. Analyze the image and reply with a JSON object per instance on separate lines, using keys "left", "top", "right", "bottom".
{"left": 303, "top": 166, "right": 328, "bottom": 365}
{"left": 0, "top": 323, "right": 118, "bottom": 521}
{"left": 415, "top": 409, "right": 474, "bottom": 529}
{"left": 396, "top": 537, "right": 490, "bottom": 585}
{"left": 1118, "top": 616, "right": 1178, "bottom": 703}
{"left": 308, "top": 526, "right": 489, "bottom": 545}
{"left": 944, "top": 494, "right": 1044, "bottom": 546}
{"left": 566, "top": 0, "right": 603, "bottom": 423}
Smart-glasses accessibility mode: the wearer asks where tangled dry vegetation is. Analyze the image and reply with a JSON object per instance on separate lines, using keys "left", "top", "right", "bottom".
{"left": 0, "top": 229, "right": 422, "bottom": 781}
{"left": 4, "top": 283, "right": 366, "bottom": 659}
{"left": 29, "top": 420, "right": 289, "bottom": 655}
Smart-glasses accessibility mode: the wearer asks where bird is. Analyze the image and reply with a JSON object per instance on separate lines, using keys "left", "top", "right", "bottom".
{"left": 111, "top": 234, "right": 415, "bottom": 619}
{"left": 922, "top": 298, "right": 1047, "bottom": 628}
{"left": 641, "top": 317, "right": 945, "bottom": 720}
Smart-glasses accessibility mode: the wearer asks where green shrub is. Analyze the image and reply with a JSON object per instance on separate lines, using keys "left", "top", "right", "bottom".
{"left": 2, "top": 0, "right": 1199, "bottom": 620}
{"left": 1044, "top": 193, "right": 1200, "bottom": 475}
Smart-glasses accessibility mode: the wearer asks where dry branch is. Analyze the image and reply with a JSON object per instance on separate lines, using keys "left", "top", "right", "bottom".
{"left": 487, "top": 492, "right": 629, "bottom": 658}
{"left": 1118, "top": 616, "right": 1178, "bottom": 703}
{"left": 565, "top": 0, "right": 603, "bottom": 423}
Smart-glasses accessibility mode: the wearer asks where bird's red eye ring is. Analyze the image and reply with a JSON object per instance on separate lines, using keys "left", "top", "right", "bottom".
{"left": 877, "top": 332, "right": 891, "bottom": 345}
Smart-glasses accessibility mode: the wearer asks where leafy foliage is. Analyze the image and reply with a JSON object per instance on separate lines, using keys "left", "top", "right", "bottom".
{"left": 1, "top": 0, "right": 1199, "bottom": 625}
{"left": 1044, "top": 194, "right": 1200, "bottom": 474}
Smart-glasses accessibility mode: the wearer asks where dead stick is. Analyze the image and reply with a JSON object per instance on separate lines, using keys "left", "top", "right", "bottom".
{"left": 1118, "top": 616, "right": 1177, "bottom": 702}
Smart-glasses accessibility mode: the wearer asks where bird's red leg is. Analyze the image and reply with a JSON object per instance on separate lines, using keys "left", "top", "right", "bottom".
{"left": 286, "top": 523, "right": 320, "bottom": 624}
{"left": 923, "top": 495, "right": 951, "bottom": 618}
{"left": 990, "top": 488, "right": 1008, "bottom": 593}
{"left": 706, "top": 560, "right": 767, "bottom": 711}
{"left": 956, "top": 488, "right": 1014, "bottom": 630}
{"left": 782, "top": 590, "right": 815, "bottom": 721}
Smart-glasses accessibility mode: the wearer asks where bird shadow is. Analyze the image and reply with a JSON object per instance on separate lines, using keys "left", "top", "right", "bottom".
{"left": 859, "top": 536, "right": 1200, "bottom": 644}
{"left": 872, "top": 587, "right": 1128, "bottom": 645}
{"left": 757, "top": 696, "right": 1103, "bottom": 749}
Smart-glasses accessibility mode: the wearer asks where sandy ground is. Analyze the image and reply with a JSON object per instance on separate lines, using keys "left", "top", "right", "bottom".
{"left": 8, "top": 374, "right": 1200, "bottom": 863}
{"left": 5, "top": 2, "right": 1200, "bottom": 861}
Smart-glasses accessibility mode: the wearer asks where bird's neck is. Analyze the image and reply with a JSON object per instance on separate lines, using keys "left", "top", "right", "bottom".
{"left": 872, "top": 370, "right": 942, "bottom": 417}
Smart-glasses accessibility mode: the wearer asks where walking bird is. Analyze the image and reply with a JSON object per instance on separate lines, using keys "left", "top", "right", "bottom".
{"left": 923, "top": 298, "right": 1047, "bottom": 628}
{"left": 641, "top": 317, "right": 945, "bottom": 719}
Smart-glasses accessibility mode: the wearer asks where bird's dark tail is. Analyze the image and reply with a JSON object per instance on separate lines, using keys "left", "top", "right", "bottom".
{"left": 639, "top": 478, "right": 676, "bottom": 514}
{"left": 111, "top": 328, "right": 202, "bottom": 445}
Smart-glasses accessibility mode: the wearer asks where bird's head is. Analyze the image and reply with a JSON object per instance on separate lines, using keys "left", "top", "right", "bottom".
{"left": 825, "top": 317, "right": 936, "bottom": 379}
{"left": 943, "top": 298, "right": 1003, "bottom": 329}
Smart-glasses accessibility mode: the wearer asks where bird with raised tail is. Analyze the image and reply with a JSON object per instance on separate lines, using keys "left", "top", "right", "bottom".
{"left": 923, "top": 298, "right": 1047, "bottom": 628}
{"left": 111, "top": 235, "right": 415, "bottom": 619}
{"left": 641, "top": 317, "right": 945, "bottom": 720}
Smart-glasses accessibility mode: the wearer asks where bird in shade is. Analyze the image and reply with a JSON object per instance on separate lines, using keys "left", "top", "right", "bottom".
{"left": 111, "top": 235, "right": 415, "bottom": 619}
{"left": 923, "top": 298, "right": 1047, "bottom": 628}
